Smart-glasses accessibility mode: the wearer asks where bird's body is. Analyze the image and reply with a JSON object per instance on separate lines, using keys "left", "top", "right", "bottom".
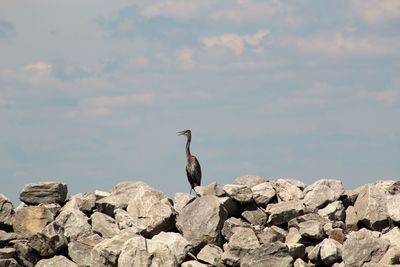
{"left": 178, "top": 129, "right": 202, "bottom": 195}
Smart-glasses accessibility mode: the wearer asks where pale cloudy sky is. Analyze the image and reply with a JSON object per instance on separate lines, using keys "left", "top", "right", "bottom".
{"left": 1, "top": 0, "right": 399, "bottom": 203}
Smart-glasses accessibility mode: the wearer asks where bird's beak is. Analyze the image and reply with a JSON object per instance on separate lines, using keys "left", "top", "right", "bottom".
{"left": 177, "top": 130, "right": 185, "bottom": 136}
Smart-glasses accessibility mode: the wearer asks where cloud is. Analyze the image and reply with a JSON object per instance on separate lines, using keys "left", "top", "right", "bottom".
{"left": 351, "top": 0, "right": 400, "bottom": 24}
{"left": 202, "top": 30, "right": 268, "bottom": 55}
{"left": 293, "top": 33, "right": 395, "bottom": 56}
{"left": 177, "top": 48, "right": 194, "bottom": 65}
{"left": 23, "top": 61, "right": 54, "bottom": 84}
{"left": 141, "top": 0, "right": 212, "bottom": 19}
{"left": 364, "top": 90, "right": 400, "bottom": 106}
{"left": 0, "top": 19, "right": 15, "bottom": 38}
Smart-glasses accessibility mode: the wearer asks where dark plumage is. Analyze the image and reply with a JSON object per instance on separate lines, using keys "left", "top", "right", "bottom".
{"left": 177, "top": 129, "right": 202, "bottom": 195}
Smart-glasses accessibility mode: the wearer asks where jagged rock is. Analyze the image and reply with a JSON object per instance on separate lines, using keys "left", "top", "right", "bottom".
{"left": 381, "top": 227, "right": 400, "bottom": 247}
{"left": 55, "top": 207, "right": 91, "bottom": 240}
{"left": 91, "top": 212, "right": 120, "bottom": 238}
{"left": 387, "top": 193, "right": 400, "bottom": 222}
{"left": 342, "top": 228, "right": 390, "bottom": 266}
{"left": 241, "top": 204, "right": 267, "bottom": 226}
{"left": 174, "top": 193, "right": 195, "bottom": 214}
{"left": 354, "top": 184, "right": 390, "bottom": 231}
{"left": 241, "top": 242, "right": 293, "bottom": 267}
{"left": 13, "top": 206, "right": 53, "bottom": 236}
{"left": 223, "top": 184, "right": 253, "bottom": 203}
{"left": 11, "top": 239, "right": 40, "bottom": 267}
{"left": 113, "top": 208, "right": 144, "bottom": 233}
{"left": 319, "top": 238, "right": 343, "bottom": 265}
{"left": 64, "top": 192, "right": 96, "bottom": 214}
{"left": 0, "top": 247, "right": 15, "bottom": 259}
{"left": 0, "top": 258, "right": 19, "bottom": 267}
{"left": 221, "top": 217, "right": 250, "bottom": 240}
{"left": 181, "top": 261, "right": 208, "bottom": 267}
{"left": 294, "top": 258, "right": 313, "bottom": 267}
{"left": 257, "top": 226, "right": 285, "bottom": 244}
{"left": 94, "top": 190, "right": 110, "bottom": 200}
{"left": 272, "top": 179, "right": 304, "bottom": 202}
{"left": 303, "top": 179, "right": 344, "bottom": 210}
{"left": 194, "top": 182, "right": 225, "bottom": 197}
{"left": 36, "top": 255, "right": 77, "bottom": 267}
{"left": 251, "top": 182, "right": 276, "bottom": 206}
{"left": 345, "top": 205, "right": 358, "bottom": 232}
{"left": 176, "top": 195, "right": 228, "bottom": 249}
{"left": 0, "top": 230, "right": 19, "bottom": 245}
{"left": 285, "top": 179, "right": 306, "bottom": 189}
{"left": 28, "top": 222, "right": 68, "bottom": 257}
{"left": 233, "top": 175, "right": 268, "bottom": 188}
{"left": 0, "top": 194, "right": 14, "bottom": 229}
{"left": 19, "top": 181, "right": 68, "bottom": 205}
{"left": 327, "top": 228, "right": 346, "bottom": 244}
{"left": 118, "top": 236, "right": 177, "bottom": 267}
{"left": 286, "top": 243, "right": 305, "bottom": 259}
{"left": 152, "top": 232, "right": 192, "bottom": 264}
{"left": 267, "top": 200, "right": 304, "bottom": 225}
{"left": 197, "top": 244, "right": 223, "bottom": 266}
{"left": 318, "top": 201, "right": 345, "bottom": 221}
{"left": 307, "top": 243, "right": 321, "bottom": 263}
{"left": 285, "top": 227, "right": 303, "bottom": 244}
{"left": 298, "top": 221, "right": 325, "bottom": 240}
{"left": 219, "top": 197, "right": 241, "bottom": 217}
{"left": 68, "top": 234, "right": 103, "bottom": 267}
{"left": 379, "top": 246, "right": 400, "bottom": 265}
{"left": 91, "top": 229, "right": 138, "bottom": 267}
{"left": 38, "top": 203, "right": 61, "bottom": 217}
{"left": 126, "top": 183, "right": 175, "bottom": 236}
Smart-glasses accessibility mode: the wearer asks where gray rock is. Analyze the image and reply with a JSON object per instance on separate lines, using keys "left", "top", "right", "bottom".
{"left": 91, "top": 228, "right": 138, "bottom": 267}
{"left": 267, "top": 200, "right": 304, "bottom": 225}
{"left": 68, "top": 234, "right": 103, "bottom": 267}
{"left": 194, "top": 182, "right": 225, "bottom": 197}
{"left": 0, "top": 230, "right": 19, "bottom": 245}
{"left": 387, "top": 193, "right": 400, "bottom": 222}
{"left": 19, "top": 181, "right": 67, "bottom": 205}
{"left": 284, "top": 179, "right": 306, "bottom": 189}
{"left": 64, "top": 192, "right": 96, "bottom": 213}
{"left": 251, "top": 182, "right": 276, "bottom": 206}
{"left": 307, "top": 243, "right": 321, "bottom": 263}
{"left": 286, "top": 243, "right": 305, "bottom": 259}
{"left": 222, "top": 227, "right": 260, "bottom": 263}
{"left": 342, "top": 228, "right": 390, "bottom": 267}
{"left": 181, "top": 261, "right": 208, "bottom": 267}
{"left": 241, "top": 204, "right": 267, "bottom": 226}
{"left": 35, "top": 255, "right": 77, "bottom": 267}
{"left": 293, "top": 258, "right": 313, "bottom": 267}
{"left": 113, "top": 208, "right": 144, "bottom": 233}
{"left": 12, "top": 239, "right": 40, "bottom": 267}
{"left": 0, "top": 194, "right": 14, "bottom": 229}
{"left": 218, "top": 197, "right": 241, "bottom": 217}
{"left": 354, "top": 184, "right": 390, "bottom": 231}
{"left": 223, "top": 184, "right": 253, "bottom": 203}
{"left": 233, "top": 175, "right": 268, "bottom": 188}
{"left": 318, "top": 201, "right": 345, "bottom": 221}
{"left": 94, "top": 190, "right": 110, "bottom": 200}
{"left": 298, "top": 221, "right": 325, "bottom": 240}
{"left": 13, "top": 206, "right": 54, "bottom": 236}
{"left": 197, "top": 244, "right": 223, "bottom": 266}
{"left": 221, "top": 217, "right": 251, "bottom": 240}
{"left": 0, "top": 247, "right": 15, "bottom": 259}
{"left": 55, "top": 207, "right": 91, "bottom": 240}
{"left": 379, "top": 246, "right": 400, "bottom": 265}
{"left": 381, "top": 227, "right": 400, "bottom": 247}
{"left": 91, "top": 212, "right": 120, "bottom": 238}
{"left": 345, "top": 206, "right": 358, "bottom": 232}
{"left": 152, "top": 232, "right": 192, "bottom": 264}
{"left": 0, "top": 258, "right": 19, "bottom": 267}
{"left": 320, "top": 238, "right": 343, "bottom": 265}
{"left": 174, "top": 193, "right": 195, "bottom": 214}
{"left": 38, "top": 203, "right": 61, "bottom": 217}
{"left": 303, "top": 179, "right": 344, "bottom": 210}
{"left": 241, "top": 242, "right": 293, "bottom": 267}
{"left": 327, "top": 228, "right": 346, "bottom": 244}
{"left": 118, "top": 236, "right": 177, "bottom": 267}
{"left": 28, "top": 222, "right": 68, "bottom": 257}
{"left": 176, "top": 195, "right": 228, "bottom": 249}
{"left": 272, "top": 179, "right": 304, "bottom": 202}
{"left": 257, "top": 226, "right": 285, "bottom": 244}
{"left": 285, "top": 227, "right": 303, "bottom": 244}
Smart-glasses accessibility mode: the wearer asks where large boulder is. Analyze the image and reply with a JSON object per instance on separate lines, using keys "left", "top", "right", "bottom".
{"left": 272, "top": 179, "right": 304, "bottom": 202}
{"left": 251, "top": 182, "right": 276, "bottom": 206}
{"left": 55, "top": 207, "right": 91, "bottom": 240}
{"left": 197, "top": 244, "right": 224, "bottom": 266}
{"left": 176, "top": 195, "right": 228, "bottom": 250}
{"left": 19, "top": 181, "right": 67, "bottom": 205}
{"left": 68, "top": 234, "right": 104, "bottom": 267}
{"left": 303, "top": 179, "right": 344, "bottom": 210}
{"left": 232, "top": 175, "right": 268, "bottom": 188}
{"left": 152, "top": 232, "right": 192, "bottom": 264}
{"left": 0, "top": 194, "right": 14, "bottom": 229}
{"left": 35, "top": 255, "right": 77, "bottom": 267}
{"left": 91, "top": 212, "right": 120, "bottom": 238}
{"left": 387, "top": 188, "right": 400, "bottom": 223}
{"left": 28, "top": 222, "right": 68, "bottom": 257}
{"left": 319, "top": 238, "right": 343, "bottom": 265}
{"left": 174, "top": 193, "right": 195, "bottom": 214}
{"left": 223, "top": 184, "right": 253, "bottom": 203}
{"left": 12, "top": 239, "right": 40, "bottom": 267}
{"left": 13, "top": 206, "right": 53, "bottom": 236}
{"left": 318, "top": 201, "right": 345, "bottom": 221}
{"left": 241, "top": 242, "right": 293, "bottom": 267}
{"left": 194, "top": 182, "right": 225, "bottom": 197}
{"left": 266, "top": 200, "right": 304, "bottom": 225}
{"left": 64, "top": 192, "right": 96, "bottom": 214}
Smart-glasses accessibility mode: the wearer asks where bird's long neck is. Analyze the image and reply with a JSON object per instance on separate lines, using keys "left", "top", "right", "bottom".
{"left": 185, "top": 136, "right": 191, "bottom": 160}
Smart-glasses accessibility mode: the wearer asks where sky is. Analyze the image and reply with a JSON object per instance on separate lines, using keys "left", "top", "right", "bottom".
{"left": 0, "top": 0, "right": 399, "bottom": 204}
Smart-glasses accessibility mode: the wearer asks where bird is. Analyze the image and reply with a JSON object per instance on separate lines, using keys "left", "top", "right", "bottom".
{"left": 177, "top": 129, "right": 202, "bottom": 195}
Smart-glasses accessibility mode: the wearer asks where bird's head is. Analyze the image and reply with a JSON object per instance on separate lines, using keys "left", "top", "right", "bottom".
{"left": 177, "top": 129, "right": 191, "bottom": 139}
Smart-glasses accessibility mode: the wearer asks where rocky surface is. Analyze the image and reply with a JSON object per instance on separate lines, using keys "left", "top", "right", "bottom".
{"left": 0, "top": 177, "right": 399, "bottom": 266}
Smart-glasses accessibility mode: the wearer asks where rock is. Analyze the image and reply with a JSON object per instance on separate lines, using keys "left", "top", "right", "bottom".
{"left": 257, "top": 226, "right": 285, "bottom": 244}
{"left": 176, "top": 195, "right": 228, "bottom": 249}
{"left": 197, "top": 244, "right": 223, "bottom": 266}
{"left": 218, "top": 197, "right": 241, "bottom": 217}
{"left": 285, "top": 228, "right": 302, "bottom": 244}
{"left": 241, "top": 204, "right": 268, "bottom": 226}
{"left": 38, "top": 203, "right": 61, "bottom": 217}
{"left": 181, "top": 261, "right": 208, "bottom": 267}
{"left": 64, "top": 192, "right": 96, "bottom": 214}
{"left": 241, "top": 242, "right": 293, "bottom": 267}
{"left": 126, "top": 183, "right": 175, "bottom": 236}
{"left": 319, "top": 238, "right": 343, "bottom": 265}
{"left": 152, "top": 232, "right": 192, "bottom": 264}
{"left": 388, "top": 181, "right": 400, "bottom": 194}
{"left": 91, "top": 212, "right": 120, "bottom": 238}
{"left": 13, "top": 206, "right": 53, "bottom": 236}
{"left": 113, "top": 208, "right": 144, "bottom": 233}
{"left": 272, "top": 179, "right": 304, "bottom": 202}
{"left": 194, "top": 182, "right": 225, "bottom": 197}
{"left": 286, "top": 243, "right": 305, "bottom": 259}
{"left": 0, "top": 258, "right": 19, "bottom": 267}
{"left": 251, "top": 182, "right": 276, "bottom": 206}
{"left": 354, "top": 184, "right": 390, "bottom": 231}
{"left": 233, "top": 175, "right": 268, "bottom": 188}
{"left": 118, "top": 236, "right": 177, "bottom": 267}
{"left": 28, "top": 222, "right": 68, "bottom": 257}
{"left": 318, "top": 201, "right": 345, "bottom": 221}
{"left": 381, "top": 227, "right": 400, "bottom": 247}
{"left": 55, "top": 207, "right": 91, "bottom": 240}
{"left": 342, "top": 228, "right": 390, "bottom": 266}
{"left": 94, "top": 190, "right": 110, "bottom": 200}
{"left": 293, "top": 258, "right": 313, "bottom": 267}
{"left": 328, "top": 228, "right": 346, "bottom": 244}
{"left": 307, "top": 243, "right": 321, "bottom": 263}
{"left": 345, "top": 206, "right": 358, "bottom": 232}
{"left": 379, "top": 246, "right": 400, "bottom": 265}
{"left": 12, "top": 239, "right": 40, "bottom": 267}
{"left": 222, "top": 227, "right": 260, "bottom": 264}
{"left": 0, "top": 230, "right": 19, "bottom": 245}
{"left": 91, "top": 229, "right": 138, "bottom": 267}
{"left": 298, "top": 220, "right": 325, "bottom": 240}
{"left": 19, "top": 181, "right": 68, "bottom": 205}
{"left": 267, "top": 200, "right": 304, "bottom": 225}
{"left": 174, "top": 193, "right": 195, "bottom": 214}
{"left": 0, "top": 194, "right": 14, "bottom": 229}
{"left": 303, "top": 179, "right": 345, "bottom": 210}
{"left": 387, "top": 193, "right": 400, "bottom": 222}
{"left": 35, "top": 255, "right": 77, "bottom": 267}
{"left": 221, "top": 217, "right": 251, "bottom": 240}
{"left": 68, "top": 234, "right": 103, "bottom": 267}
{"left": 223, "top": 184, "right": 253, "bottom": 203}
{"left": 0, "top": 247, "right": 15, "bottom": 259}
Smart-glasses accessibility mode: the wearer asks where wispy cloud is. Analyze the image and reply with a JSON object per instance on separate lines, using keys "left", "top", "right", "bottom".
{"left": 23, "top": 61, "right": 54, "bottom": 84}
{"left": 351, "top": 0, "right": 400, "bottom": 24}
{"left": 141, "top": 0, "right": 212, "bottom": 19}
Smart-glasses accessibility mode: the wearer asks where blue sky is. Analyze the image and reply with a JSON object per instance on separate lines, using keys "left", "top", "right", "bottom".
{"left": 1, "top": 0, "right": 399, "bottom": 203}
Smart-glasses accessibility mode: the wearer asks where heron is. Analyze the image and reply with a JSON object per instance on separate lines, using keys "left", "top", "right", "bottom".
{"left": 177, "top": 129, "right": 202, "bottom": 195}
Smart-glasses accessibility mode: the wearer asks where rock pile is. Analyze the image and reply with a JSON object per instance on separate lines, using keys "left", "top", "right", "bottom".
{"left": 0, "top": 177, "right": 399, "bottom": 266}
